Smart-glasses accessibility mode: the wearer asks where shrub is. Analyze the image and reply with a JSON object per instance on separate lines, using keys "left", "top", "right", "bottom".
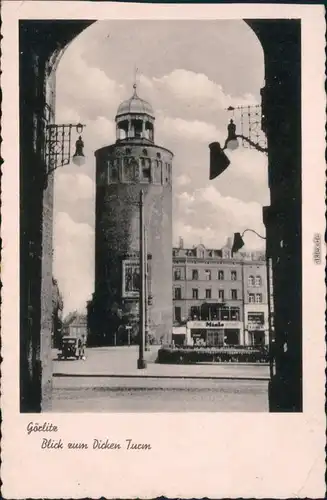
{"left": 156, "top": 346, "right": 269, "bottom": 364}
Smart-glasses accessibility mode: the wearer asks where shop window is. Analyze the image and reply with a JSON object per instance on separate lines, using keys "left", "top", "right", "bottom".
{"left": 230, "top": 307, "right": 240, "bottom": 321}
{"left": 248, "top": 275, "right": 255, "bottom": 287}
{"left": 174, "top": 287, "right": 182, "bottom": 300}
{"left": 231, "top": 270, "right": 237, "bottom": 281}
{"left": 192, "top": 288, "right": 199, "bottom": 299}
{"left": 248, "top": 312, "right": 264, "bottom": 325}
{"left": 205, "top": 289, "right": 212, "bottom": 299}
{"left": 249, "top": 293, "right": 255, "bottom": 303}
{"left": 221, "top": 308, "right": 230, "bottom": 321}
{"left": 190, "top": 306, "right": 200, "bottom": 320}
{"left": 192, "top": 269, "right": 199, "bottom": 280}
{"left": 231, "top": 289, "right": 238, "bottom": 300}
{"left": 218, "top": 270, "right": 224, "bottom": 280}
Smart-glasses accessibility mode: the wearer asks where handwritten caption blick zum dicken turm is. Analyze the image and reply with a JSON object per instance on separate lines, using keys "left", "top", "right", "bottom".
{"left": 27, "top": 422, "right": 152, "bottom": 451}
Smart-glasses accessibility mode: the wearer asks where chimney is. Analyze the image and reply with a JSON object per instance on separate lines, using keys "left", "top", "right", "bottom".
{"left": 226, "top": 237, "right": 233, "bottom": 248}
{"left": 179, "top": 237, "right": 184, "bottom": 249}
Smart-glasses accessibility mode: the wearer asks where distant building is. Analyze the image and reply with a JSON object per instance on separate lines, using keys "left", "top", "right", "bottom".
{"left": 172, "top": 240, "right": 268, "bottom": 346}
{"left": 63, "top": 312, "right": 88, "bottom": 339}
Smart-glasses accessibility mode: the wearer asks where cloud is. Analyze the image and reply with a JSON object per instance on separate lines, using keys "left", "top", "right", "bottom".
{"left": 55, "top": 172, "right": 94, "bottom": 202}
{"left": 173, "top": 185, "right": 266, "bottom": 250}
{"left": 56, "top": 51, "right": 126, "bottom": 121}
{"left": 175, "top": 174, "right": 191, "bottom": 187}
{"left": 158, "top": 115, "right": 221, "bottom": 143}
{"left": 140, "top": 69, "right": 258, "bottom": 110}
{"left": 53, "top": 212, "right": 94, "bottom": 314}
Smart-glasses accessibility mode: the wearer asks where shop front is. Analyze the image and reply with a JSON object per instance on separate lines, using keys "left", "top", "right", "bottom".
{"left": 187, "top": 320, "right": 243, "bottom": 347}
{"left": 246, "top": 311, "right": 268, "bottom": 346}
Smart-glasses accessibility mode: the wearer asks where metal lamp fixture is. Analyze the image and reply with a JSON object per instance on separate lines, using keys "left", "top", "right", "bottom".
{"left": 231, "top": 228, "right": 266, "bottom": 255}
{"left": 44, "top": 122, "right": 86, "bottom": 181}
{"left": 209, "top": 119, "right": 268, "bottom": 181}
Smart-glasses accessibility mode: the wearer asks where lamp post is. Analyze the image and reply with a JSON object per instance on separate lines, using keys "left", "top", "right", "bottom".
{"left": 137, "top": 190, "right": 147, "bottom": 369}
{"left": 231, "top": 229, "right": 274, "bottom": 378}
{"left": 144, "top": 227, "right": 150, "bottom": 352}
{"left": 44, "top": 122, "right": 86, "bottom": 186}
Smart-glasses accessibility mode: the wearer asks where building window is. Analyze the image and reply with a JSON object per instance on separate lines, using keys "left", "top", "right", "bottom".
{"left": 153, "top": 160, "right": 161, "bottom": 184}
{"left": 230, "top": 307, "right": 240, "bottom": 321}
{"left": 156, "top": 152, "right": 161, "bottom": 159}
{"left": 174, "top": 288, "right": 182, "bottom": 300}
{"left": 174, "top": 268, "right": 182, "bottom": 280}
{"left": 142, "top": 148, "right": 148, "bottom": 156}
{"left": 199, "top": 250, "right": 204, "bottom": 258}
{"left": 221, "top": 308, "right": 230, "bottom": 321}
{"left": 231, "top": 289, "right": 238, "bottom": 300}
{"left": 192, "top": 269, "right": 199, "bottom": 280}
{"left": 255, "top": 276, "right": 262, "bottom": 287}
{"left": 255, "top": 293, "right": 262, "bottom": 303}
{"left": 108, "top": 160, "right": 119, "bottom": 183}
{"left": 218, "top": 270, "right": 224, "bottom": 280}
{"left": 249, "top": 293, "right": 255, "bottom": 303}
{"left": 141, "top": 158, "right": 151, "bottom": 181}
{"left": 231, "top": 270, "right": 237, "bottom": 281}
{"left": 190, "top": 306, "right": 200, "bottom": 320}
{"left": 205, "top": 289, "right": 212, "bottom": 299}
{"left": 204, "top": 270, "right": 211, "bottom": 280}
{"left": 218, "top": 289, "right": 224, "bottom": 300}
{"left": 192, "top": 288, "right": 199, "bottom": 299}
{"left": 248, "top": 275, "right": 255, "bottom": 287}
{"left": 174, "top": 306, "right": 182, "bottom": 323}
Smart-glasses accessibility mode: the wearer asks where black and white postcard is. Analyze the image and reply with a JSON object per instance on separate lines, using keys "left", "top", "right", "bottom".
{"left": 1, "top": 1, "right": 326, "bottom": 498}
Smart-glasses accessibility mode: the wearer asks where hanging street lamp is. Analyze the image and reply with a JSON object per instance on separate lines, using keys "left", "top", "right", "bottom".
{"left": 209, "top": 119, "right": 268, "bottom": 180}
{"left": 44, "top": 122, "right": 86, "bottom": 186}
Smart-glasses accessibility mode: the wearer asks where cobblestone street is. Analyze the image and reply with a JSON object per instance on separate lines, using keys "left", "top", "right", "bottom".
{"left": 51, "top": 346, "right": 269, "bottom": 412}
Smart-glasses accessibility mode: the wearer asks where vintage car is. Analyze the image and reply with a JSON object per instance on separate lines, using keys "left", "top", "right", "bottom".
{"left": 57, "top": 336, "right": 83, "bottom": 360}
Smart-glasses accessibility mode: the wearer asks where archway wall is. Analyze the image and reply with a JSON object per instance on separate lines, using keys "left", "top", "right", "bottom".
{"left": 248, "top": 20, "right": 302, "bottom": 411}
{"left": 19, "top": 21, "right": 94, "bottom": 412}
{"left": 20, "top": 19, "right": 302, "bottom": 412}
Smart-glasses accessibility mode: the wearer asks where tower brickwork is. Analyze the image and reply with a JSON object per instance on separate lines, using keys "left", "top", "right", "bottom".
{"left": 92, "top": 85, "right": 173, "bottom": 343}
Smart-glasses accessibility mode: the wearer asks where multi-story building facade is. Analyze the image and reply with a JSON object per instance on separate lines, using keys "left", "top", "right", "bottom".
{"left": 172, "top": 240, "right": 268, "bottom": 346}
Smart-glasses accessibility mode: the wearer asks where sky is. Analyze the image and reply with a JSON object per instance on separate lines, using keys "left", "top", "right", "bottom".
{"left": 53, "top": 20, "right": 269, "bottom": 314}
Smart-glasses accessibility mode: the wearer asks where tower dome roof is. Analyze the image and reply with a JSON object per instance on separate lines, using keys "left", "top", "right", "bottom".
{"left": 116, "top": 85, "right": 154, "bottom": 118}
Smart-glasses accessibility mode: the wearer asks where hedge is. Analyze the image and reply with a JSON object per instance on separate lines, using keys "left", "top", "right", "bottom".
{"left": 156, "top": 346, "right": 269, "bottom": 364}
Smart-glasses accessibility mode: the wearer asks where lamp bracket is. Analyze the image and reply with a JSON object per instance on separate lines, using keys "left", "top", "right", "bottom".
{"left": 236, "top": 134, "right": 268, "bottom": 154}
{"left": 44, "top": 123, "right": 86, "bottom": 177}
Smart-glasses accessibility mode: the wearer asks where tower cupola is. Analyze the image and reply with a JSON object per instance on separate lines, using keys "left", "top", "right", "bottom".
{"left": 115, "top": 84, "right": 155, "bottom": 142}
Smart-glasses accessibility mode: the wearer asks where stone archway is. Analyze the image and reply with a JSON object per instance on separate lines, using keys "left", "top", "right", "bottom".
{"left": 19, "top": 19, "right": 301, "bottom": 412}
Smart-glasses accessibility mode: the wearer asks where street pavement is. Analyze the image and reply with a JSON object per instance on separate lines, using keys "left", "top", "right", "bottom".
{"left": 51, "top": 346, "right": 269, "bottom": 412}
{"left": 52, "top": 346, "right": 270, "bottom": 379}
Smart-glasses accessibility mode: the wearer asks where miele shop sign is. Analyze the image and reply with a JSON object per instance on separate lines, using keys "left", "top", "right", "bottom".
{"left": 188, "top": 321, "right": 242, "bottom": 329}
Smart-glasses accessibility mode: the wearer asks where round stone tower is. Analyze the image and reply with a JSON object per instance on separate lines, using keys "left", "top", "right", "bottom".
{"left": 92, "top": 85, "right": 173, "bottom": 344}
